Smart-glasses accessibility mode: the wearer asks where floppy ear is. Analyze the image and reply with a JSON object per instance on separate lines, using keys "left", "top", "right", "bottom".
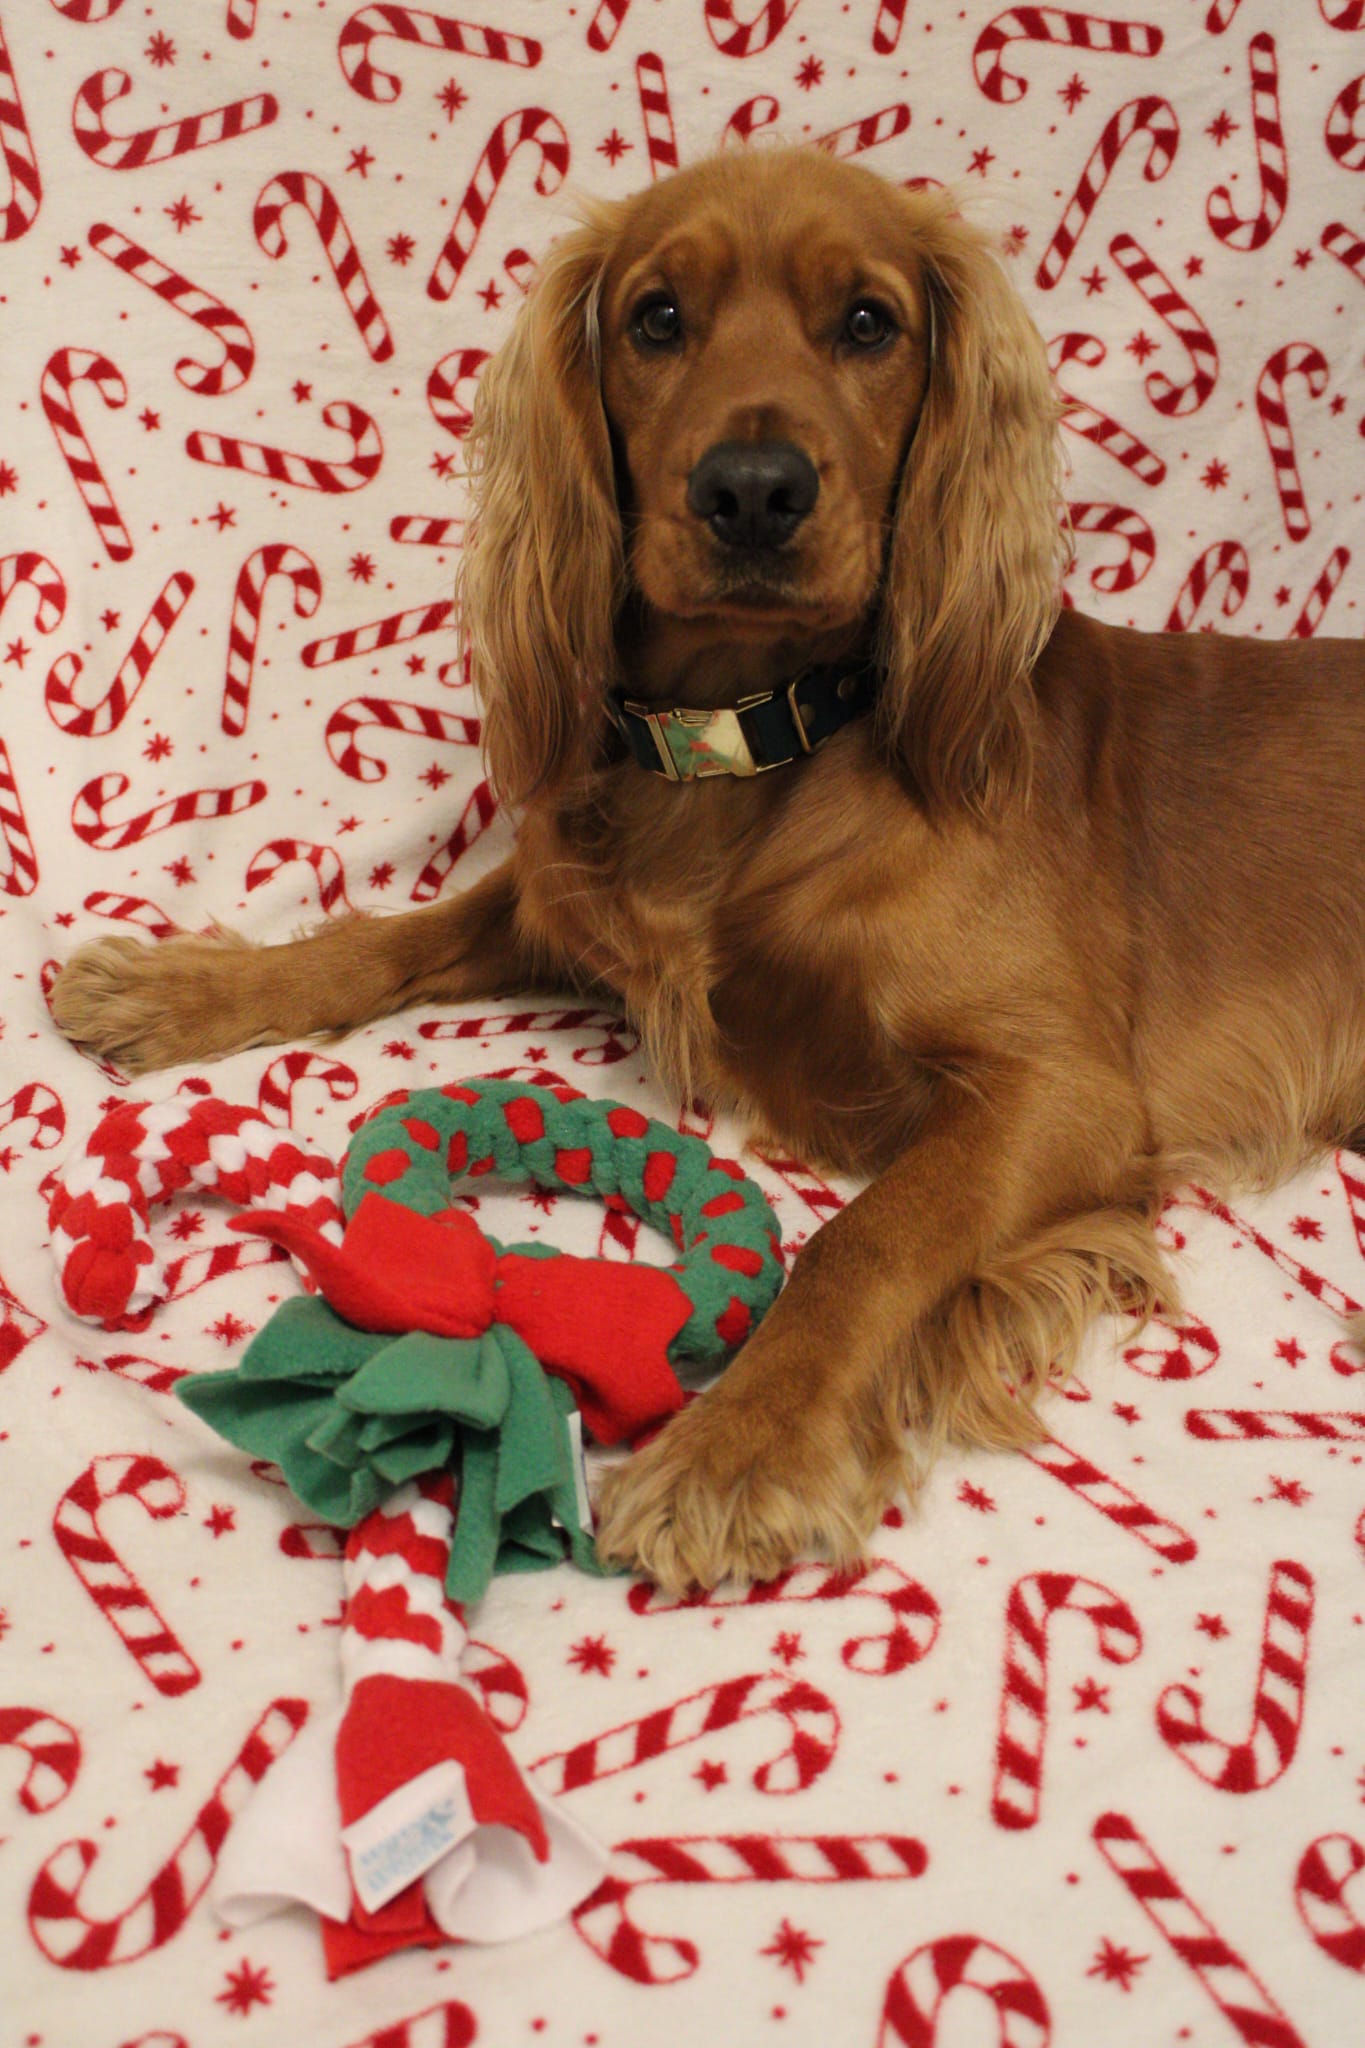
{"left": 875, "top": 197, "right": 1066, "bottom": 819}
{"left": 458, "top": 208, "right": 624, "bottom": 805}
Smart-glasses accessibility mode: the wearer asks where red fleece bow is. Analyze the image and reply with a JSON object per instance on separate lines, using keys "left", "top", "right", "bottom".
{"left": 232, "top": 1192, "right": 689, "bottom": 1445}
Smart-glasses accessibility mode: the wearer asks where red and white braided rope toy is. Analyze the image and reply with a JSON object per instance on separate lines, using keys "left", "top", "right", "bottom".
{"left": 214, "top": 1472, "right": 607, "bottom": 1973}
{"left": 48, "top": 1094, "right": 345, "bottom": 1332}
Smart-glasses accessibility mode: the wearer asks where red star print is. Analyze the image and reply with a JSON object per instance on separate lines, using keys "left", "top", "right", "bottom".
{"left": 968, "top": 147, "right": 995, "bottom": 176}
{"left": 1184, "top": 254, "right": 1204, "bottom": 278}
{"left": 217, "top": 1959, "right": 274, "bottom": 2015}
{"left": 1080, "top": 265, "right": 1106, "bottom": 296}
{"left": 144, "top": 733, "right": 173, "bottom": 762}
{"left": 369, "top": 861, "right": 396, "bottom": 890}
{"left": 1002, "top": 224, "right": 1029, "bottom": 257}
{"left": 165, "top": 196, "right": 200, "bottom": 232}
{"left": 139, "top": 408, "right": 161, "bottom": 431}
{"left": 1269, "top": 1475, "right": 1311, "bottom": 1505}
{"left": 598, "top": 129, "right": 633, "bottom": 164}
{"left": 1275, "top": 1337, "right": 1306, "bottom": 1366}
{"left": 0, "top": 1146, "right": 18, "bottom": 1174}
{"left": 53, "top": 910, "right": 75, "bottom": 928}
{"left": 347, "top": 145, "right": 375, "bottom": 177}
{"left": 1274, "top": 585, "right": 1292, "bottom": 606}
{"left": 382, "top": 1039, "right": 416, "bottom": 1059}
{"left": 1206, "top": 110, "right": 1239, "bottom": 145}
{"left": 207, "top": 1312, "right": 252, "bottom": 1346}
{"left": 1088, "top": 1938, "right": 1147, "bottom": 1990}
{"left": 205, "top": 1505, "right": 236, "bottom": 1538}
{"left": 1126, "top": 331, "right": 1157, "bottom": 362}
{"left": 694, "top": 1759, "right": 727, "bottom": 1790}
{"left": 1289, "top": 1216, "right": 1323, "bottom": 1240}
{"left": 478, "top": 280, "right": 504, "bottom": 311}
{"left": 958, "top": 1480, "right": 996, "bottom": 1512}
{"left": 796, "top": 56, "right": 824, "bottom": 90}
{"left": 1196, "top": 1613, "right": 1228, "bottom": 1638}
{"left": 386, "top": 233, "right": 416, "bottom": 265}
{"left": 431, "top": 450, "right": 457, "bottom": 480}
{"left": 4, "top": 639, "right": 28, "bottom": 668}
{"left": 1112, "top": 1402, "right": 1141, "bottom": 1424}
{"left": 436, "top": 79, "right": 468, "bottom": 121}
{"left": 292, "top": 380, "right": 312, "bottom": 403}
{"left": 145, "top": 1758, "right": 179, "bottom": 1790}
{"left": 145, "top": 30, "right": 176, "bottom": 66}
{"left": 347, "top": 552, "right": 375, "bottom": 583}
{"left": 420, "top": 763, "right": 451, "bottom": 789}
{"left": 771, "top": 1630, "right": 803, "bottom": 1664}
{"left": 568, "top": 1634, "right": 616, "bottom": 1675}
{"left": 405, "top": 654, "right": 427, "bottom": 674}
{"left": 1073, "top": 1678, "right": 1110, "bottom": 1712}
{"left": 1058, "top": 73, "right": 1088, "bottom": 111}
{"left": 761, "top": 1919, "right": 823, "bottom": 1982}
{"left": 0, "top": 462, "right": 19, "bottom": 497}
{"left": 521, "top": 1186, "right": 558, "bottom": 1212}
{"left": 167, "top": 1209, "right": 204, "bottom": 1241}
{"left": 59, "top": 245, "right": 81, "bottom": 268}
{"left": 208, "top": 503, "right": 237, "bottom": 531}
{"left": 99, "top": 607, "right": 120, "bottom": 631}
{"left": 1330, "top": 394, "right": 1347, "bottom": 415}
{"left": 164, "top": 857, "right": 195, "bottom": 887}
{"left": 1201, "top": 458, "right": 1229, "bottom": 490}
{"left": 338, "top": 816, "right": 360, "bottom": 833}
{"left": 1293, "top": 249, "right": 1314, "bottom": 270}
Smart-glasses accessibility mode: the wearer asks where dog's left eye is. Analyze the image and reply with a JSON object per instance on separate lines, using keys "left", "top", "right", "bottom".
{"left": 842, "top": 300, "right": 896, "bottom": 350}
{"left": 631, "top": 296, "right": 682, "bottom": 348}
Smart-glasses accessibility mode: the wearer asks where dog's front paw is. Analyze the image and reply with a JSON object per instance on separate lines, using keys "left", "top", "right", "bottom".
{"left": 594, "top": 1386, "right": 892, "bottom": 1596}
{"left": 50, "top": 929, "right": 256, "bottom": 1074}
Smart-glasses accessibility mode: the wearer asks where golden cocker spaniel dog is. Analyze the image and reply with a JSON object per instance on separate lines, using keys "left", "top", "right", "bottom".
{"left": 52, "top": 146, "right": 1365, "bottom": 1596}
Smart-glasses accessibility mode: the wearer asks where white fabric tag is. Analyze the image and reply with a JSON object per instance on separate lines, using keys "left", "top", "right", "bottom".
{"left": 567, "top": 1410, "right": 593, "bottom": 1533}
{"left": 342, "top": 1760, "right": 475, "bottom": 1914}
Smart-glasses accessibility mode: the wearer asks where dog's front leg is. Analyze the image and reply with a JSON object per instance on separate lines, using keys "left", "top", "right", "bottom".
{"left": 595, "top": 1067, "right": 1094, "bottom": 1593}
{"left": 51, "top": 859, "right": 536, "bottom": 1074}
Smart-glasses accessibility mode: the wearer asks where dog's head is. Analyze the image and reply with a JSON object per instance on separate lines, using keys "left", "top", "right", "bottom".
{"left": 460, "top": 146, "right": 1064, "bottom": 816}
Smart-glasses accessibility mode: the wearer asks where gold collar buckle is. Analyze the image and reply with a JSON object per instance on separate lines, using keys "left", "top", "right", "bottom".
{"left": 624, "top": 696, "right": 768, "bottom": 781}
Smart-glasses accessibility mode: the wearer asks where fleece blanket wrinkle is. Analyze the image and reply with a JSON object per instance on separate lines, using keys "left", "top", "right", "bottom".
{"left": 1, "top": 2, "right": 1364, "bottom": 2043}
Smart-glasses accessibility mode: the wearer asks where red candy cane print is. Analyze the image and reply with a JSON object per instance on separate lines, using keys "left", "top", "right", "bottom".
{"left": 1108, "top": 234, "right": 1218, "bottom": 414}
{"left": 0, "top": 737, "right": 38, "bottom": 898}
{"left": 0, "top": 1710, "right": 80, "bottom": 1814}
{"left": 258, "top": 1052, "right": 358, "bottom": 1125}
{"left": 879, "top": 1937, "right": 1050, "bottom": 2048}
{"left": 0, "top": 551, "right": 66, "bottom": 636}
{"left": 1291, "top": 548, "right": 1351, "bottom": 638}
{"left": 1065, "top": 502, "right": 1155, "bottom": 593}
{"left": 1023, "top": 1433, "right": 1197, "bottom": 1560}
{"left": 391, "top": 514, "right": 465, "bottom": 548}
{"left": 724, "top": 95, "right": 782, "bottom": 146}
{"left": 0, "top": 1083, "right": 65, "bottom": 1154}
{"left": 426, "top": 109, "right": 570, "bottom": 301}
{"left": 88, "top": 224, "right": 254, "bottom": 396}
{"left": 73, "top": 773, "right": 266, "bottom": 850}
{"left": 0, "top": 1267, "right": 45, "bottom": 1374}
{"left": 341, "top": 2005, "right": 476, "bottom": 2048}
{"left": 418, "top": 1000, "right": 635, "bottom": 1060}
{"left": 53, "top": 1455, "right": 201, "bottom": 1697}
{"left": 245, "top": 839, "right": 353, "bottom": 915}
{"left": 324, "top": 697, "right": 478, "bottom": 781}
{"left": 1180, "top": 1184, "right": 1362, "bottom": 1320}
{"left": 187, "top": 400, "right": 382, "bottom": 494}
{"left": 1187, "top": 1409, "right": 1365, "bottom": 1441}
{"left": 1256, "top": 344, "right": 1329, "bottom": 541}
{"left": 48, "top": 0, "right": 127, "bottom": 17}
{"left": 1122, "top": 1310, "right": 1218, "bottom": 1379}
{"left": 704, "top": 0, "right": 801, "bottom": 57}
{"left": 73, "top": 67, "right": 277, "bottom": 168}
{"left": 992, "top": 1573, "right": 1140, "bottom": 1830}
{"left": 1048, "top": 334, "right": 1167, "bottom": 485}
{"left": 227, "top": 0, "right": 257, "bottom": 34}
{"left": 1340, "top": 1148, "right": 1365, "bottom": 1258}
{"left": 752, "top": 1147, "right": 847, "bottom": 1229}
{"left": 222, "top": 544, "right": 321, "bottom": 737}
{"left": 973, "top": 9, "right": 1163, "bottom": 105}
{"left": 873, "top": 0, "right": 909, "bottom": 55}
{"left": 533, "top": 1672, "right": 838, "bottom": 1798}
{"left": 28, "top": 1699, "right": 308, "bottom": 1969}
{"left": 629, "top": 1559, "right": 940, "bottom": 1676}
{"left": 1326, "top": 76, "right": 1365, "bottom": 171}
{"left": 1205, "top": 0, "right": 1244, "bottom": 25}
{"left": 1094, "top": 1813, "right": 1307, "bottom": 2047}
{"left": 302, "top": 599, "right": 454, "bottom": 669}
{"left": 1321, "top": 220, "right": 1365, "bottom": 290}
{"left": 99, "top": 1353, "right": 189, "bottom": 1396}
{"left": 588, "top": 0, "right": 632, "bottom": 48}
{"left": 279, "top": 1520, "right": 347, "bottom": 1561}
{"left": 82, "top": 889, "right": 178, "bottom": 939}
{"left": 462, "top": 1640, "right": 530, "bottom": 1731}
{"left": 339, "top": 6, "right": 541, "bottom": 101}
{"left": 1296, "top": 1836, "right": 1365, "bottom": 1973}
{"left": 41, "top": 349, "right": 133, "bottom": 563}
{"left": 1164, "top": 541, "right": 1250, "bottom": 632}
{"left": 575, "top": 1834, "right": 927, "bottom": 1984}
{"left": 254, "top": 173, "right": 393, "bottom": 362}
{"left": 1035, "top": 96, "right": 1177, "bottom": 290}
{"left": 46, "top": 573, "right": 194, "bottom": 738}
{"left": 636, "top": 54, "right": 679, "bottom": 177}
{"left": 412, "top": 777, "right": 499, "bottom": 900}
{"left": 428, "top": 347, "right": 488, "bottom": 437}
{"left": 0, "top": 16, "right": 41, "bottom": 244}
{"left": 816, "top": 103, "right": 911, "bottom": 160}
{"left": 1157, "top": 1559, "right": 1313, "bottom": 1791}
{"left": 1321, "top": 0, "right": 1365, "bottom": 25}
{"left": 1208, "top": 33, "right": 1287, "bottom": 252}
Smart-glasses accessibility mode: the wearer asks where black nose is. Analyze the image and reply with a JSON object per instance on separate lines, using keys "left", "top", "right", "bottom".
{"left": 686, "top": 439, "right": 819, "bottom": 550}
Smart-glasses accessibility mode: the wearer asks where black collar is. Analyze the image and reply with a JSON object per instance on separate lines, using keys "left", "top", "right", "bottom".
{"left": 608, "top": 657, "right": 877, "bottom": 781}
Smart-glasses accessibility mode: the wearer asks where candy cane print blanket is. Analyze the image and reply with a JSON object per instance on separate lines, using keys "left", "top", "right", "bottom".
{"left": 3, "top": 1, "right": 1365, "bottom": 2043}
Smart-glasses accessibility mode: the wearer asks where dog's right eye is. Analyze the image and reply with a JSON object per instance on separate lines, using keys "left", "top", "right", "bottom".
{"left": 631, "top": 296, "right": 682, "bottom": 348}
